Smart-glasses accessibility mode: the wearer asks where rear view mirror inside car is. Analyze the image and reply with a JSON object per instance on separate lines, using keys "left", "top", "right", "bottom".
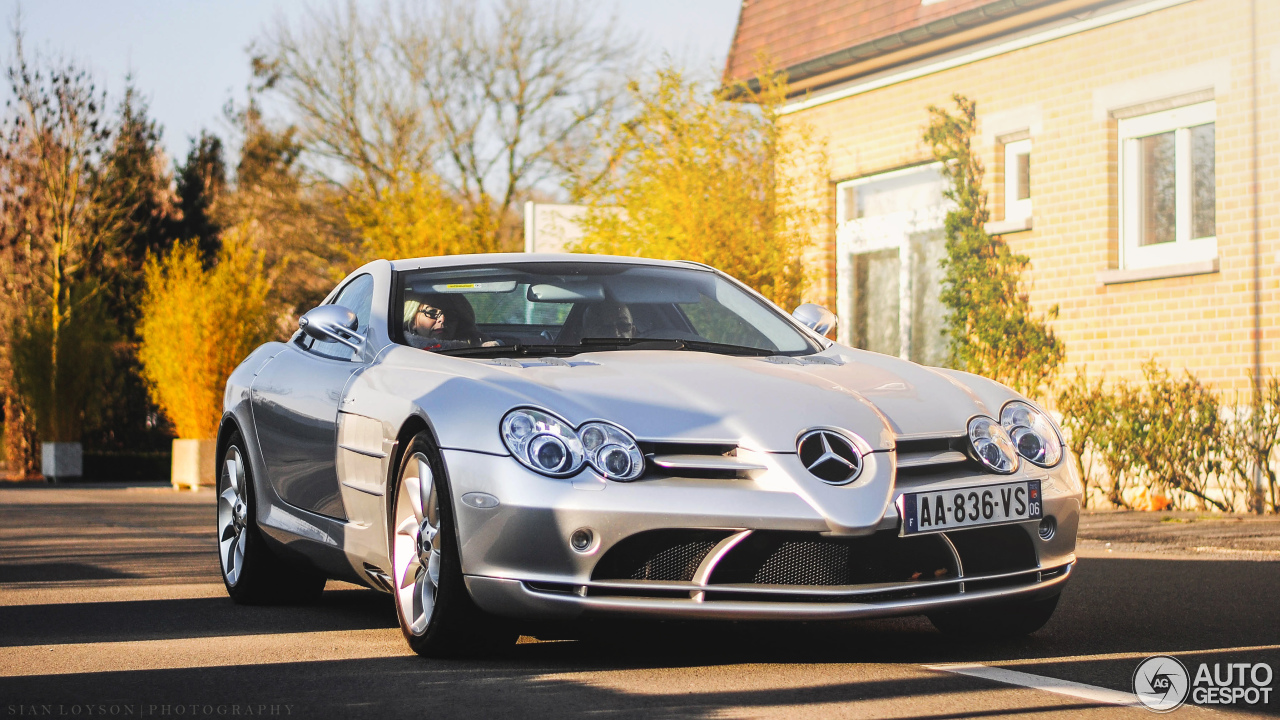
{"left": 528, "top": 283, "right": 606, "bottom": 302}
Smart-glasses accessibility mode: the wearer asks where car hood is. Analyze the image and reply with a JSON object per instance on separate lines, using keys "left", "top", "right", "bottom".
{"left": 383, "top": 346, "right": 1017, "bottom": 454}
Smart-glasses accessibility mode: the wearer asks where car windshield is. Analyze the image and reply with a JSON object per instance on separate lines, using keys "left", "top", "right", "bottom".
{"left": 395, "top": 262, "right": 821, "bottom": 356}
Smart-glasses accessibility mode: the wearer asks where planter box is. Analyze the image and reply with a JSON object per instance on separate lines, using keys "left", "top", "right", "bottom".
{"left": 171, "top": 439, "right": 217, "bottom": 490}
{"left": 42, "top": 442, "right": 83, "bottom": 482}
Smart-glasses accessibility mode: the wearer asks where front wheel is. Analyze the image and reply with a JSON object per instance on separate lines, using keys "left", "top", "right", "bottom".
{"left": 391, "top": 433, "right": 516, "bottom": 657}
{"left": 928, "top": 592, "right": 1060, "bottom": 639}
{"left": 217, "top": 433, "right": 326, "bottom": 605}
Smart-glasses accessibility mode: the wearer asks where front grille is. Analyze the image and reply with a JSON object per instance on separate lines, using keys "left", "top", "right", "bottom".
{"left": 630, "top": 541, "right": 717, "bottom": 581}
{"left": 754, "top": 539, "right": 851, "bottom": 585}
{"left": 707, "top": 531, "right": 958, "bottom": 587}
{"left": 894, "top": 435, "right": 973, "bottom": 478}
{"left": 637, "top": 441, "right": 745, "bottom": 480}
{"left": 591, "top": 529, "right": 731, "bottom": 582}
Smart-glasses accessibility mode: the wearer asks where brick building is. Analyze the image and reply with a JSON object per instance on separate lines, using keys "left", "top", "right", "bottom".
{"left": 725, "top": 0, "right": 1279, "bottom": 390}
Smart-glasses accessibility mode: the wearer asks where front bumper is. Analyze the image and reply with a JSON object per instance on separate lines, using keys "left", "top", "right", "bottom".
{"left": 443, "top": 448, "right": 1081, "bottom": 621}
{"left": 466, "top": 564, "right": 1072, "bottom": 621}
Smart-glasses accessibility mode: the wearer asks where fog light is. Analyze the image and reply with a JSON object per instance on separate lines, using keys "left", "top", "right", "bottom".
{"left": 1038, "top": 516, "right": 1057, "bottom": 541}
{"left": 570, "top": 528, "right": 594, "bottom": 553}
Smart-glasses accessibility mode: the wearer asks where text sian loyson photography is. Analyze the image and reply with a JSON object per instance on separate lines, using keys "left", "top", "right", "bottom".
{"left": 0, "top": 0, "right": 1277, "bottom": 718}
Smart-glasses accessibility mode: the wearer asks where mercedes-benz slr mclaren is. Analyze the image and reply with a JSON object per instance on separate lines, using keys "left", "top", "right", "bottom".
{"left": 216, "top": 254, "right": 1081, "bottom": 656}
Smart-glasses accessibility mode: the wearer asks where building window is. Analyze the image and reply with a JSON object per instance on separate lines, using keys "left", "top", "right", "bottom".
{"left": 1004, "top": 138, "right": 1032, "bottom": 222}
{"left": 834, "top": 163, "right": 951, "bottom": 366}
{"left": 1119, "top": 101, "right": 1216, "bottom": 269}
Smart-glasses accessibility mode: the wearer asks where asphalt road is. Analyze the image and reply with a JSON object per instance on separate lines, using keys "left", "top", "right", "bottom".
{"left": 1, "top": 484, "right": 1278, "bottom": 719}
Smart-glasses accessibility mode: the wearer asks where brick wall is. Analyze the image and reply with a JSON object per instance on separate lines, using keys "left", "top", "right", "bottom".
{"left": 787, "top": 0, "right": 1280, "bottom": 391}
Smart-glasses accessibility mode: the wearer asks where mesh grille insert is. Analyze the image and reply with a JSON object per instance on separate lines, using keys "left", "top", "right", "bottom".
{"left": 710, "top": 530, "right": 958, "bottom": 587}
{"left": 630, "top": 540, "right": 718, "bottom": 581}
{"left": 754, "top": 540, "right": 850, "bottom": 585}
{"left": 591, "top": 529, "right": 732, "bottom": 582}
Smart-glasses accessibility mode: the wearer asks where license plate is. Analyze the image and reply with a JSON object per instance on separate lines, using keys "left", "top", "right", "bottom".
{"left": 898, "top": 480, "right": 1042, "bottom": 536}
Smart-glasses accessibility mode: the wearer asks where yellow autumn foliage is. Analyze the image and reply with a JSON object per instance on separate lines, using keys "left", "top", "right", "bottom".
{"left": 137, "top": 228, "right": 277, "bottom": 439}
{"left": 342, "top": 173, "right": 499, "bottom": 272}
{"left": 570, "top": 66, "right": 827, "bottom": 310}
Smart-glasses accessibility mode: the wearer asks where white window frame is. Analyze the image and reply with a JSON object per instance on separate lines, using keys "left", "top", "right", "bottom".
{"left": 1119, "top": 101, "right": 1217, "bottom": 270}
{"left": 1003, "top": 138, "right": 1032, "bottom": 222}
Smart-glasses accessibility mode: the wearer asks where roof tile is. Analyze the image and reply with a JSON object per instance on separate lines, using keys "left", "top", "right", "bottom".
{"left": 724, "top": 0, "right": 1000, "bottom": 83}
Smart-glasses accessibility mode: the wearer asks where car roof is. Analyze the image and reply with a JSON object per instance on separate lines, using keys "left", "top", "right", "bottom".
{"left": 388, "top": 253, "right": 714, "bottom": 273}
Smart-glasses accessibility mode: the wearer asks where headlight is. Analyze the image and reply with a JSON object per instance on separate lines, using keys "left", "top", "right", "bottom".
{"left": 1000, "top": 401, "right": 1063, "bottom": 467}
{"left": 501, "top": 408, "right": 584, "bottom": 477}
{"left": 968, "top": 416, "right": 1019, "bottom": 474}
{"left": 579, "top": 422, "right": 645, "bottom": 481}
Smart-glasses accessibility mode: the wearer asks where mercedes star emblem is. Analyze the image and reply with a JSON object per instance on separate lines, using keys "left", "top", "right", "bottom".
{"left": 797, "top": 430, "right": 863, "bottom": 485}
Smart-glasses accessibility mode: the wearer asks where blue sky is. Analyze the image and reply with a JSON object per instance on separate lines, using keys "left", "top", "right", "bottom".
{"left": 0, "top": 0, "right": 742, "bottom": 163}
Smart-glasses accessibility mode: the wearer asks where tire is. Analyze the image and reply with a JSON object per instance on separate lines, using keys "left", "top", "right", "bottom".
{"left": 217, "top": 431, "right": 326, "bottom": 605}
{"left": 928, "top": 592, "right": 1060, "bottom": 640}
{"left": 390, "top": 432, "right": 517, "bottom": 657}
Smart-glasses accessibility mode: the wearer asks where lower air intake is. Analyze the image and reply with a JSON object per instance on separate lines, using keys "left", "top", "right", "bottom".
{"left": 591, "top": 529, "right": 732, "bottom": 582}
{"left": 709, "top": 531, "right": 958, "bottom": 587}
{"left": 754, "top": 539, "right": 851, "bottom": 585}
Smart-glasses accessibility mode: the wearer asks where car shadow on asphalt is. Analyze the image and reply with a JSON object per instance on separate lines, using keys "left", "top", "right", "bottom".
{"left": 0, "top": 656, "right": 1111, "bottom": 720}
{"left": 0, "top": 588, "right": 397, "bottom": 647}
{"left": 3, "top": 556, "right": 1278, "bottom": 718}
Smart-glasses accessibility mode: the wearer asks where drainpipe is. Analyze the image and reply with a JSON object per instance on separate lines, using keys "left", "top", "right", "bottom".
{"left": 1251, "top": 0, "right": 1264, "bottom": 513}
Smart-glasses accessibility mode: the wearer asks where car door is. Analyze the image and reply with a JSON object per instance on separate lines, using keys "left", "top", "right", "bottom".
{"left": 250, "top": 274, "right": 376, "bottom": 520}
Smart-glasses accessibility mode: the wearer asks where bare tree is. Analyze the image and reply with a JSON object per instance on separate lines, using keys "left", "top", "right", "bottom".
{"left": 255, "top": 0, "right": 434, "bottom": 196}
{"left": 255, "top": 0, "right": 634, "bottom": 247}
{"left": 393, "top": 0, "right": 632, "bottom": 225}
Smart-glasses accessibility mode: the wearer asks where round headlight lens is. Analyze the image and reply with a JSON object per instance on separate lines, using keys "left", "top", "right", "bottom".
{"left": 968, "top": 416, "right": 1019, "bottom": 474}
{"left": 500, "top": 409, "right": 584, "bottom": 477}
{"left": 530, "top": 435, "right": 569, "bottom": 472}
{"left": 578, "top": 421, "right": 645, "bottom": 481}
{"left": 1000, "top": 401, "right": 1063, "bottom": 467}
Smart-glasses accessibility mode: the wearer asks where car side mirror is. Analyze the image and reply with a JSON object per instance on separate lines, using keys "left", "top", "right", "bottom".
{"left": 792, "top": 303, "right": 838, "bottom": 337}
{"left": 299, "top": 305, "right": 365, "bottom": 351}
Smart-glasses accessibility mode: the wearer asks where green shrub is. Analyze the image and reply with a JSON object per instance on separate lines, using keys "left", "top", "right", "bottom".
{"left": 9, "top": 286, "right": 116, "bottom": 443}
{"left": 1126, "top": 361, "right": 1225, "bottom": 511}
{"left": 1056, "top": 360, "right": 1255, "bottom": 512}
{"left": 923, "top": 95, "right": 1064, "bottom": 399}
{"left": 1222, "top": 375, "right": 1280, "bottom": 513}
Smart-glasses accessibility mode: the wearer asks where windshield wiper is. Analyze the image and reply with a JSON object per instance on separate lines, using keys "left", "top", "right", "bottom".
{"left": 443, "top": 337, "right": 780, "bottom": 358}
{"left": 577, "top": 337, "right": 686, "bottom": 351}
{"left": 439, "top": 342, "right": 571, "bottom": 358}
{"left": 577, "top": 337, "right": 776, "bottom": 357}
{"left": 670, "top": 339, "right": 777, "bottom": 357}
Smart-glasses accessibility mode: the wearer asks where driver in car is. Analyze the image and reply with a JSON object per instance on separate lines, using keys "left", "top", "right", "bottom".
{"left": 403, "top": 294, "right": 498, "bottom": 351}
{"left": 581, "top": 300, "right": 635, "bottom": 339}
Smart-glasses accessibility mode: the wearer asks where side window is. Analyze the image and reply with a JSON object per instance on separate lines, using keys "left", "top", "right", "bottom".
{"left": 310, "top": 274, "right": 376, "bottom": 361}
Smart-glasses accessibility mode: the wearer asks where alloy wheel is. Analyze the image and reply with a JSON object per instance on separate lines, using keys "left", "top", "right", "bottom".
{"left": 217, "top": 446, "right": 250, "bottom": 586}
{"left": 393, "top": 452, "right": 441, "bottom": 635}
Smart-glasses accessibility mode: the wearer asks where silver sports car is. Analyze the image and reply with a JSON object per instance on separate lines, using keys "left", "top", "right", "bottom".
{"left": 217, "top": 254, "right": 1081, "bottom": 656}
